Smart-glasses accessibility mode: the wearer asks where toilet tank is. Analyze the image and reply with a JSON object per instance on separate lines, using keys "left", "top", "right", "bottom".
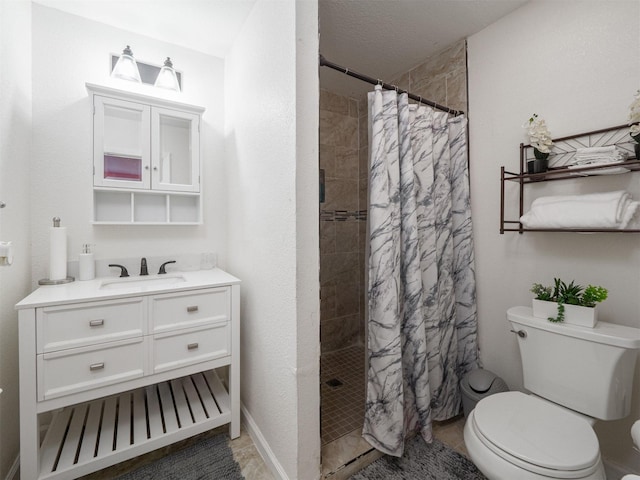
{"left": 507, "top": 306, "right": 640, "bottom": 420}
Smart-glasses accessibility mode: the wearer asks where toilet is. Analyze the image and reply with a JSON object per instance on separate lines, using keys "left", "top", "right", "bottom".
{"left": 621, "top": 420, "right": 640, "bottom": 480}
{"left": 464, "top": 306, "right": 640, "bottom": 480}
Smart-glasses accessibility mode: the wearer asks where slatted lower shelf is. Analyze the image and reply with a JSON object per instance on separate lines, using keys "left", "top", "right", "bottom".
{"left": 39, "top": 370, "right": 231, "bottom": 479}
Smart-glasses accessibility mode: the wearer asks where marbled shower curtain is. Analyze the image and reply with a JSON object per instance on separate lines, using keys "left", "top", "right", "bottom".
{"left": 363, "top": 85, "right": 479, "bottom": 457}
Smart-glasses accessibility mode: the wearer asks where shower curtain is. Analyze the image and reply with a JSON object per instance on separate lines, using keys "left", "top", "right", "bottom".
{"left": 363, "top": 85, "right": 480, "bottom": 457}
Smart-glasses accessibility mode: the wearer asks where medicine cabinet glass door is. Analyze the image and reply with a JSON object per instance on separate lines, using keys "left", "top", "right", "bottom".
{"left": 94, "top": 96, "right": 150, "bottom": 189}
{"left": 151, "top": 107, "right": 200, "bottom": 192}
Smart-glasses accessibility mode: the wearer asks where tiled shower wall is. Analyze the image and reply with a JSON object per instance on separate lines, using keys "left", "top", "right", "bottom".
{"left": 319, "top": 40, "right": 468, "bottom": 355}
{"left": 387, "top": 40, "right": 468, "bottom": 115}
{"left": 319, "top": 90, "right": 366, "bottom": 354}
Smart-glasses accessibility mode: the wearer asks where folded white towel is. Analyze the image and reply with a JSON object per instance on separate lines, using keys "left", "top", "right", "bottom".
{"left": 520, "top": 190, "right": 639, "bottom": 229}
{"left": 573, "top": 146, "right": 627, "bottom": 165}
{"left": 575, "top": 146, "right": 617, "bottom": 156}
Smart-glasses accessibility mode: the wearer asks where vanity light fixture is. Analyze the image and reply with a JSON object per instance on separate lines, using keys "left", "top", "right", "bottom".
{"left": 111, "top": 45, "right": 141, "bottom": 83}
{"left": 154, "top": 57, "right": 181, "bottom": 92}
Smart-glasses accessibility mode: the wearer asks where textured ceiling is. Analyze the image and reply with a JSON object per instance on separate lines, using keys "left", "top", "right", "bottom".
{"left": 319, "top": 0, "right": 529, "bottom": 97}
{"left": 34, "top": 0, "right": 529, "bottom": 98}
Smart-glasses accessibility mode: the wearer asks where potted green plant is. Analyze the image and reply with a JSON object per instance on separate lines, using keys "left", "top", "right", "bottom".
{"left": 530, "top": 278, "right": 608, "bottom": 328}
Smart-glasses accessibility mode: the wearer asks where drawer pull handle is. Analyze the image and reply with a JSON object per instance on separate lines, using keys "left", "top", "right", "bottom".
{"left": 89, "top": 363, "right": 105, "bottom": 371}
{"left": 89, "top": 319, "right": 104, "bottom": 327}
{"left": 187, "top": 306, "right": 199, "bottom": 313}
{"left": 187, "top": 343, "right": 199, "bottom": 350}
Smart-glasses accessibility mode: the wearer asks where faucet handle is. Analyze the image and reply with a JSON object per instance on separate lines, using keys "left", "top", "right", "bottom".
{"left": 158, "top": 260, "right": 176, "bottom": 274}
{"left": 108, "top": 264, "right": 129, "bottom": 277}
{"left": 140, "top": 257, "right": 148, "bottom": 276}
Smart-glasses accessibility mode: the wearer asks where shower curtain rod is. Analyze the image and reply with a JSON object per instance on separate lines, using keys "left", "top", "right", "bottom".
{"left": 319, "top": 55, "right": 465, "bottom": 117}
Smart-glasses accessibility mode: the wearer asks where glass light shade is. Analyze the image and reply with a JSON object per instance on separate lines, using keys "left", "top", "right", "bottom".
{"left": 111, "top": 45, "right": 141, "bottom": 83}
{"left": 154, "top": 57, "right": 180, "bottom": 92}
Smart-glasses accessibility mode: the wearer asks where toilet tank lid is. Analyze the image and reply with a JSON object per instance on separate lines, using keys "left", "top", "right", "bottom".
{"left": 507, "top": 306, "right": 640, "bottom": 349}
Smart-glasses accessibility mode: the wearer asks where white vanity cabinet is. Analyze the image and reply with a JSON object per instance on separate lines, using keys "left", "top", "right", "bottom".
{"left": 17, "top": 269, "right": 240, "bottom": 480}
{"left": 87, "top": 84, "right": 204, "bottom": 225}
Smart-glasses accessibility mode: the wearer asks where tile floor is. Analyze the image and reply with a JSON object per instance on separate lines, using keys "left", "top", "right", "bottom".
{"left": 321, "top": 345, "right": 366, "bottom": 444}
{"left": 320, "top": 344, "right": 469, "bottom": 479}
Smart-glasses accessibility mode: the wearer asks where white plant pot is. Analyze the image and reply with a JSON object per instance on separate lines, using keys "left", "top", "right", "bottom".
{"left": 532, "top": 299, "right": 558, "bottom": 319}
{"left": 531, "top": 299, "right": 598, "bottom": 328}
{"left": 563, "top": 304, "right": 598, "bottom": 328}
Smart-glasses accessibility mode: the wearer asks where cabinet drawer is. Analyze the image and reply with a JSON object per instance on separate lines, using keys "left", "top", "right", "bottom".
{"left": 152, "top": 323, "right": 230, "bottom": 374}
{"left": 150, "top": 288, "right": 229, "bottom": 333}
{"left": 37, "top": 297, "right": 145, "bottom": 353}
{"left": 38, "top": 337, "right": 145, "bottom": 401}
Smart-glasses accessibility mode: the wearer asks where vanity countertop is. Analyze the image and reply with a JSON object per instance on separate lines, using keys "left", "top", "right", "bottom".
{"left": 16, "top": 268, "right": 240, "bottom": 309}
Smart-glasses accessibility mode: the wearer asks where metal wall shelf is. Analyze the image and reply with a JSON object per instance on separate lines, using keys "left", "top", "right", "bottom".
{"left": 500, "top": 125, "right": 640, "bottom": 233}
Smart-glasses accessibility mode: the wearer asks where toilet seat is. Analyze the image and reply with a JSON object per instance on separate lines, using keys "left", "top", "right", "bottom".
{"left": 472, "top": 392, "right": 601, "bottom": 478}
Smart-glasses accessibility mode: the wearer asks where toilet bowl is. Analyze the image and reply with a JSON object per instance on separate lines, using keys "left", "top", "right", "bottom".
{"left": 464, "top": 391, "right": 605, "bottom": 480}
{"left": 621, "top": 420, "right": 640, "bottom": 480}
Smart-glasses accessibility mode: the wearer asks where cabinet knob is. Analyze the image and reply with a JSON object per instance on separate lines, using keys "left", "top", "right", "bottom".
{"left": 187, "top": 306, "right": 199, "bottom": 313}
{"left": 145, "top": 165, "right": 150, "bottom": 170}
{"left": 187, "top": 343, "right": 199, "bottom": 350}
{"left": 153, "top": 166, "right": 158, "bottom": 171}
{"left": 89, "top": 362, "right": 105, "bottom": 371}
{"left": 89, "top": 319, "right": 104, "bottom": 327}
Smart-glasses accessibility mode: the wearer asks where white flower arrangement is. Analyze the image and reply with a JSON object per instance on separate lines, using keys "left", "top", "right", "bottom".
{"left": 629, "top": 90, "right": 640, "bottom": 142}
{"left": 524, "top": 114, "right": 554, "bottom": 158}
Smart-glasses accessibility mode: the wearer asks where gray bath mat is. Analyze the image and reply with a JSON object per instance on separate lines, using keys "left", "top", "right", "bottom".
{"left": 115, "top": 433, "right": 244, "bottom": 480}
{"left": 350, "top": 436, "right": 487, "bottom": 479}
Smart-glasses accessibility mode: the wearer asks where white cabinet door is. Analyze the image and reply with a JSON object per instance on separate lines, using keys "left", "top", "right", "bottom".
{"left": 151, "top": 107, "right": 200, "bottom": 192}
{"left": 94, "top": 95, "right": 151, "bottom": 189}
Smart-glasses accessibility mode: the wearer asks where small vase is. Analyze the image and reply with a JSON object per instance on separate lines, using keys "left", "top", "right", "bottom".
{"left": 527, "top": 158, "right": 548, "bottom": 174}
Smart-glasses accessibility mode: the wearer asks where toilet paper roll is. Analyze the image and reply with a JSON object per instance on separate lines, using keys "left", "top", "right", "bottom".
{"left": 49, "top": 227, "right": 67, "bottom": 280}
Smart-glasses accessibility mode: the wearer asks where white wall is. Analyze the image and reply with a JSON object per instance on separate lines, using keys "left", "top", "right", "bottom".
{"left": 468, "top": 0, "right": 640, "bottom": 473}
{"left": 225, "top": 0, "right": 319, "bottom": 478}
{"left": 31, "top": 4, "right": 227, "bottom": 283}
{"left": 294, "top": 1, "right": 321, "bottom": 476}
{"left": 0, "top": 0, "right": 32, "bottom": 476}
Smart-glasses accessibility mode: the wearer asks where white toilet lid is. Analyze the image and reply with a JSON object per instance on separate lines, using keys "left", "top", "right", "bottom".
{"left": 474, "top": 391, "right": 600, "bottom": 471}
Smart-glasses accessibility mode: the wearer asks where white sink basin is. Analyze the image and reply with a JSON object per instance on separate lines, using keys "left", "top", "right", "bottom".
{"left": 100, "top": 274, "right": 186, "bottom": 290}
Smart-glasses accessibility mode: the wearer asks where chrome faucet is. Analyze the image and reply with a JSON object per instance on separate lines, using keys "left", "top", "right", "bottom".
{"left": 140, "top": 257, "right": 148, "bottom": 276}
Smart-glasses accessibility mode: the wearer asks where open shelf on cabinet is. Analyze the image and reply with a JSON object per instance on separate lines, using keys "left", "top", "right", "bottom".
{"left": 38, "top": 370, "right": 229, "bottom": 480}
{"left": 93, "top": 188, "right": 201, "bottom": 225}
{"left": 500, "top": 124, "right": 640, "bottom": 233}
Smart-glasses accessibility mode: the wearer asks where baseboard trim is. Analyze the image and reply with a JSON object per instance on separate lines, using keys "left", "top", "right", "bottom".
{"left": 241, "top": 404, "right": 289, "bottom": 480}
{"left": 5, "top": 454, "right": 19, "bottom": 480}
